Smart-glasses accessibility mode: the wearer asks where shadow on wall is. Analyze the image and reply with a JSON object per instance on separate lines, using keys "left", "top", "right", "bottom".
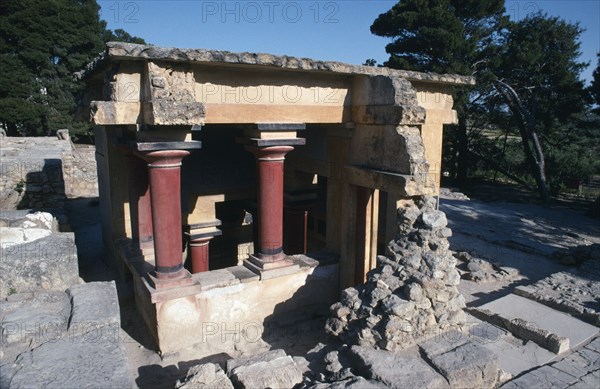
{"left": 262, "top": 257, "right": 340, "bottom": 356}
{"left": 17, "top": 159, "right": 67, "bottom": 210}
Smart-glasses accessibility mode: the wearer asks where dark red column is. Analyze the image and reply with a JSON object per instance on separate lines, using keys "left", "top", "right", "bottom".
{"left": 134, "top": 149, "right": 190, "bottom": 281}
{"left": 186, "top": 225, "right": 222, "bottom": 274}
{"left": 245, "top": 145, "right": 294, "bottom": 266}
{"left": 189, "top": 236, "right": 212, "bottom": 273}
{"left": 123, "top": 153, "right": 154, "bottom": 251}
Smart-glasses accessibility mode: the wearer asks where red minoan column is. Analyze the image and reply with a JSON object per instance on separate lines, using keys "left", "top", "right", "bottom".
{"left": 134, "top": 142, "right": 200, "bottom": 285}
{"left": 190, "top": 237, "right": 211, "bottom": 273}
{"left": 123, "top": 152, "right": 154, "bottom": 252}
{"left": 186, "top": 224, "right": 222, "bottom": 274}
{"left": 245, "top": 145, "right": 294, "bottom": 266}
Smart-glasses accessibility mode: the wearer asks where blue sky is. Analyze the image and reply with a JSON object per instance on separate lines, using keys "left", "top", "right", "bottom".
{"left": 99, "top": 1, "right": 600, "bottom": 84}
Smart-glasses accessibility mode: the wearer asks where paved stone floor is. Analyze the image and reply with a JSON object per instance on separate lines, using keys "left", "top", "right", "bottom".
{"left": 501, "top": 336, "right": 599, "bottom": 388}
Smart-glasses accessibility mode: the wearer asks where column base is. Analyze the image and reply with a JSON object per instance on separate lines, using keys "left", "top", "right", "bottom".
{"left": 147, "top": 270, "right": 194, "bottom": 290}
{"left": 243, "top": 254, "right": 300, "bottom": 280}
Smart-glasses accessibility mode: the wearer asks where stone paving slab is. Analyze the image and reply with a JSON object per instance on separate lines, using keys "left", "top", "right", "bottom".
{"left": 466, "top": 314, "right": 557, "bottom": 377}
{"left": 477, "top": 294, "right": 599, "bottom": 353}
{"left": 501, "top": 365, "right": 579, "bottom": 389}
{"left": 1, "top": 329, "right": 133, "bottom": 389}
{"left": 501, "top": 337, "right": 600, "bottom": 389}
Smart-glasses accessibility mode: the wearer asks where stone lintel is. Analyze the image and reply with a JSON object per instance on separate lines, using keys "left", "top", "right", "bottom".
{"left": 132, "top": 140, "right": 202, "bottom": 152}
{"left": 90, "top": 101, "right": 141, "bottom": 125}
{"left": 187, "top": 219, "right": 222, "bottom": 229}
{"left": 142, "top": 101, "right": 205, "bottom": 126}
{"left": 352, "top": 105, "right": 426, "bottom": 125}
{"left": 244, "top": 138, "right": 306, "bottom": 147}
{"left": 186, "top": 227, "right": 222, "bottom": 241}
{"left": 255, "top": 123, "right": 306, "bottom": 131}
{"left": 344, "top": 165, "right": 435, "bottom": 196}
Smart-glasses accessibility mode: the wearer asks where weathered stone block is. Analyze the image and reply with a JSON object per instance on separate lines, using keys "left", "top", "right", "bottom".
{"left": 226, "top": 349, "right": 303, "bottom": 389}
{"left": 348, "top": 346, "right": 449, "bottom": 388}
{"left": 422, "top": 340, "right": 500, "bottom": 388}
{"left": 68, "top": 281, "right": 120, "bottom": 332}
{"left": 0, "top": 233, "right": 79, "bottom": 298}
{"left": 176, "top": 363, "right": 234, "bottom": 389}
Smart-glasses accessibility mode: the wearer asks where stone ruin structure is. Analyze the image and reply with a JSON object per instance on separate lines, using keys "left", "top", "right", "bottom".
{"left": 325, "top": 196, "right": 466, "bottom": 351}
{"left": 77, "top": 42, "right": 472, "bottom": 354}
{"left": 0, "top": 130, "right": 98, "bottom": 210}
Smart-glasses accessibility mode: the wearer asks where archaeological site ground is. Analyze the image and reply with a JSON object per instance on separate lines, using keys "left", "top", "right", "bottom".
{"left": 0, "top": 43, "right": 598, "bottom": 389}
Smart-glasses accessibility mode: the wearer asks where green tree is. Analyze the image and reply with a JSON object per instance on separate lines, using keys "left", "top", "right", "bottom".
{"left": 590, "top": 53, "right": 600, "bottom": 114}
{"left": 489, "top": 13, "right": 588, "bottom": 201}
{"left": 370, "top": 0, "right": 508, "bottom": 184}
{"left": 370, "top": 2, "right": 592, "bottom": 203}
{"left": 0, "top": 0, "right": 145, "bottom": 137}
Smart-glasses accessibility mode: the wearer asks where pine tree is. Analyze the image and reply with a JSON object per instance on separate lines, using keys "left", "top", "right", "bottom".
{"left": 0, "top": 0, "right": 145, "bottom": 136}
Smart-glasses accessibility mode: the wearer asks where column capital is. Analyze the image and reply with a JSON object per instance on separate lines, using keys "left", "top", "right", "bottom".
{"left": 133, "top": 149, "right": 191, "bottom": 167}
{"left": 244, "top": 145, "right": 295, "bottom": 161}
{"left": 131, "top": 141, "right": 202, "bottom": 166}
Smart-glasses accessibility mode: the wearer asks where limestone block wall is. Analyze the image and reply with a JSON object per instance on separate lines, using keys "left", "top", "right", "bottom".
{"left": 0, "top": 132, "right": 98, "bottom": 210}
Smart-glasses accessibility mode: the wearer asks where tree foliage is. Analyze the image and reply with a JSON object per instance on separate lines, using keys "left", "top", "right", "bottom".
{"left": 590, "top": 53, "right": 600, "bottom": 113}
{"left": 371, "top": 1, "right": 597, "bottom": 200}
{"left": 0, "top": 0, "right": 145, "bottom": 137}
{"left": 371, "top": 0, "right": 508, "bottom": 75}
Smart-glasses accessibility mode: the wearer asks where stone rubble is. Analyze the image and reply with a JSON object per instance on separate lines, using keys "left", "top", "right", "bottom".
{"left": 325, "top": 196, "right": 467, "bottom": 351}
{"left": 455, "top": 251, "right": 515, "bottom": 283}
{"left": 175, "top": 363, "right": 234, "bottom": 389}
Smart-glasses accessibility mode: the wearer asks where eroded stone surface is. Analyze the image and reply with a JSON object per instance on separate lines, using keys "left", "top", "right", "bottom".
{"left": 69, "top": 281, "right": 121, "bottom": 332}
{"left": 348, "top": 345, "right": 449, "bottom": 388}
{"left": 2, "top": 329, "right": 133, "bottom": 389}
{"left": 0, "top": 291, "right": 70, "bottom": 346}
{"left": 0, "top": 233, "right": 79, "bottom": 298}
{"left": 226, "top": 349, "right": 303, "bottom": 389}
{"left": 175, "top": 363, "right": 233, "bottom": 389}
{"left": 0, "top": 283, "right": 133, "bottom": 389}
{"left": 421, "top": 340, "right": 499, "bottom": 388}
{"left": 78, "top": 42, "right": 475, "bottom": 86}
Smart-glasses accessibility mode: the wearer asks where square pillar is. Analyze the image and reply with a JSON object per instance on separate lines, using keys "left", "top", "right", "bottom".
{"left": 133, "top": 141, "right": 201, "bottom": 288}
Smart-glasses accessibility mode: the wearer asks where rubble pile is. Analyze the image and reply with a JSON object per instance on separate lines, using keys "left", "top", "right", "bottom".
{"left": 325, "top": 196, "right": 467, "bottom": 350}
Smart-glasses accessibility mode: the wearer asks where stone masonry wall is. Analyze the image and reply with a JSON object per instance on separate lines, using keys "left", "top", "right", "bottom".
{"left": 326, "top": 195, "right": 466, "bottom": 351}
{"left": 0, "top": 131, "right": 98, "bottom": 210}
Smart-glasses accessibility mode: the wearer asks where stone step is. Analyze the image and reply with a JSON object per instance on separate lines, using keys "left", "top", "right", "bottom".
{"left": 466, "top": 313, "right": 558, "bottom": 378}
{"left": 471, "top": 294, "right": 599, "bottom": 355}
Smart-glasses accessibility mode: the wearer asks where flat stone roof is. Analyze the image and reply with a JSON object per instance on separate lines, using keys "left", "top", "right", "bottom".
{"left": 77, "top": 42, "right": 475, "bottom": 86}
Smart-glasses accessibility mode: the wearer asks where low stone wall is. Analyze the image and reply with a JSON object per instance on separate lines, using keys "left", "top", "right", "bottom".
{"left": 0, "top": 211, "right": 79, "bottom": 298}
{"left": 64, "top": 144, "right": 99, "bottom": 198}
{"left": 0, "top": 131, "right": 98, "bottom": 210}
